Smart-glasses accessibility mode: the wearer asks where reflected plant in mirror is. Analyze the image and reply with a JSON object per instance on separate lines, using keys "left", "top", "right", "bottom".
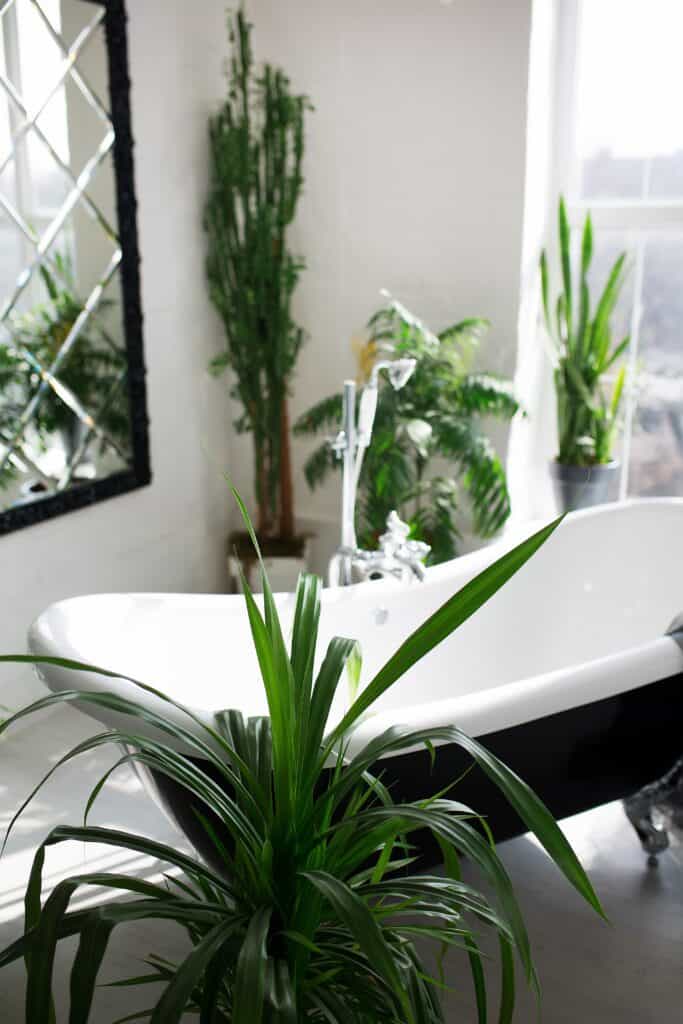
{"left": 0, "top": 0, "right": 149, "bottom": 531}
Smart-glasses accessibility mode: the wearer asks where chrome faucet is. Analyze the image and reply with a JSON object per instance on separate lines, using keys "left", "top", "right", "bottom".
{"left": 327, "top": 358, "right": 431, "bottom": 586}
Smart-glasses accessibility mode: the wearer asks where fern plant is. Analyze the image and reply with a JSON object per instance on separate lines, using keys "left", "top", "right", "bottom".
{"left": 0, "top": 491, "right": 602, "bottom": 1022}
{"left": 540, "top": 197, "right": 630, "bottom": 466}
{"left": 205, "top": 9, "right": 311, "bottom": 545}
{"left": 295, "top": 298, "right": 520, "bottom": 564}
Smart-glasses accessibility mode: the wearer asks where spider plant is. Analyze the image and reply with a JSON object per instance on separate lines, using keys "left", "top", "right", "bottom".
{"left": 540, "top": 197, "right": 630, "bottom": 467}
{"left": 0, "top": 491, "right": 602, "bottom": 1022}
{"left": 295, "top": 296, "right": 519, "bottom": 564}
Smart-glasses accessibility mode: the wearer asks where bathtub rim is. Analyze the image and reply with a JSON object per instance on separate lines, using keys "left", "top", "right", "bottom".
{"left": 28, "top": 629, "right": 683, "bottom": 761}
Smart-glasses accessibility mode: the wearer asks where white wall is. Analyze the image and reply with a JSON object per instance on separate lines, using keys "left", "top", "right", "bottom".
{"left": 1, "top": 0, "right": 536, "bottom": 706}
{"left": 235, "top": 0, "right": 533, "bottom": 549}
{"left": 0, "top": 2, "right": 231, "bottom": 707}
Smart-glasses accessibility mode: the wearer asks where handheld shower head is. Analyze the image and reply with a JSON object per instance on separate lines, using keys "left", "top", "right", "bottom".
{"left": 387, "top": 357, "right": 417, "bottom": 391}
{"left": 369, "top": 357, "right": 417, "bottom": 392}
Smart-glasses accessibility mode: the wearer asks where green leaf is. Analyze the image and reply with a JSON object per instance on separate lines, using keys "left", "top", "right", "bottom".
{"left": 580, "top": 213, "right": 592, "bottom": 278}
{"left": 466, "top": 934, "right": 488, "bottom": 1024}
{"left": 497, "top": 936, "right": 516, "bottom": 1024}
{"left": 540, "top": 250, "right": 552, "bottom": 338}
{"left": 232, "top": 908, "right": 272, "bottom": 1024}
{"left": 558, "top": 196, "right": 573, "bottom": 341}
{"left": 302, "top": 871, "right": 410, "bottom": 1020}
{"left": 150, "top": 918, "right": 239, "bottom": 1024}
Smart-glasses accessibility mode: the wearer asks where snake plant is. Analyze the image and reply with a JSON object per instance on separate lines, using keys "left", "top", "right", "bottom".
{"left": 0, "top": 491, "right": 602, "bottom": 1022}
{"left": 295, "top": 297, "right": 519, "bottom": 564}
{"left": 540, "top": 197, "right": 630, "bottom": 466}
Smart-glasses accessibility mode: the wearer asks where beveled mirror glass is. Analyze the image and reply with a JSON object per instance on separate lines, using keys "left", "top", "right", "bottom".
{"left": 0, "top": 0, "right": 149, "bottom": 534}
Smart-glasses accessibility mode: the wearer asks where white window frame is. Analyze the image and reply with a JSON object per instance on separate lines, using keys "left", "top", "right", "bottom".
{"left": 553, "top": 0, "right": 683, "bottom": 499}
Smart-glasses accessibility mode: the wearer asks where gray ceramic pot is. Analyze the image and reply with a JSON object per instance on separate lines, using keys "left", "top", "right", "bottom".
{"left": 550, "top": 460, "right": 620, "bottom": 512}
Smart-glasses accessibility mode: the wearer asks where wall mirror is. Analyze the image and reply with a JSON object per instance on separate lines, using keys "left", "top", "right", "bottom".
{"left": 0, "top": 0, "right": 149, "bottom": 534}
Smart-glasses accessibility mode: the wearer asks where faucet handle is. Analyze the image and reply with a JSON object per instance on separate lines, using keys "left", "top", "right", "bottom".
{"left": 380, "top": 510, "right": 410, "bottom": 549}
{"left": 329, "top": 430, "right": 346, "bottom": 458}
{"left": 379, "top": 510, "right": 431, "bottom": 563}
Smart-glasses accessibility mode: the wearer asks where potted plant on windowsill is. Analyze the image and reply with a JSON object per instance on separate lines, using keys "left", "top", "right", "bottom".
{"left": 540, "top": 197, "right": 630, "bottom": 512}
{"left": 205, "top": 9, "right": 312, "bottom": 590}
{"left": 0, "top": 489, "right": 604, "bottom": 1021}
{"left": 295, "top": 295, "right": 520, "bottom": 564}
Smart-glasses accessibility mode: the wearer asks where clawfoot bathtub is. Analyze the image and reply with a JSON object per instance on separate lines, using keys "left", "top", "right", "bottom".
{"left": 29, "top": 499, "right": 683, "bottom": 861}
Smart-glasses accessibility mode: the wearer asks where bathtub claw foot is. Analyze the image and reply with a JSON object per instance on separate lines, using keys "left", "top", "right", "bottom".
{"left": 623, "top": 755, "right": 683, "bottom": 861}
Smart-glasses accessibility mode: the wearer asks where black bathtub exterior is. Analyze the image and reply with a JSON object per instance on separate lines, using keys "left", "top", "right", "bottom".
{"left": 376, "top": 672, "right": 683, "bottom": 863}
{"left": 144, "top": 672, "right": 683, "bottom": 871}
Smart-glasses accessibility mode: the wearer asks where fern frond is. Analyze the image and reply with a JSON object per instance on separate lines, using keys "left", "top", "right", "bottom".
{"left": 454, "top": 375, "right": 521, "bottom": 420}
{"left": 294, "top": 393, "right": 344, "bottom": 437}
{"left": 303, "top": 442, "right": 338, "bottom": 491}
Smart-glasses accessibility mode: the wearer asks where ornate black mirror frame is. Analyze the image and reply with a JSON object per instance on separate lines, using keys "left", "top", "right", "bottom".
{"left": 0, "top": 0, "right": 150, "bottom": 536}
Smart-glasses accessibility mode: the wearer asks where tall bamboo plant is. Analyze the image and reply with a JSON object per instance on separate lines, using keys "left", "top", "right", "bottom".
{"left": 0, "top": 490, "right": 603, "bottom": 1021}
{"left": 540, "top": 197, "right": 630, "bottom": 466}
{"left": 205, "top": 10, "right": 311, "bottom": 542}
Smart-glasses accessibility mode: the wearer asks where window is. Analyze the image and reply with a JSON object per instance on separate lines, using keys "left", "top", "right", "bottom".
{"left": 556, "top": 0, "right": 683, "bottom": 498}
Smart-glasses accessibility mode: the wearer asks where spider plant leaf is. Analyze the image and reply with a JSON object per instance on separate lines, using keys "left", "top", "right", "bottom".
{"left": 265, "top": 959, "right": 297, "bottom": 1023}
{"left": 149, "top": 918, "right": 239, "bottom": 1024}
{"left": 333, "top": 719, "right": 602, "bottom": 916}
{"left": 324, "top": 516, "right": 562, "bottom": 749}
{"left": 290, "top": 572, "right": 322, "bottom": 702}
{"left": 0, "top": 657, "right": 265, "bottom": 801}
{"left": 307, "top": 986, "right": 356, "bottom": 1023}
{"left": 104, "top": 973, "right": 169, "bottom": 988}
{"left": 198, "top": 945, "right": 230, "bottom": 1024}
{"left": 69, "top": 910, "right": 120, "bottom": 1024}
{"left": 237, "top": 574, "right": 293, "bottom": 809}
{"left": 497, "top": 936, "right": 516, "bottom": 1024}
{"left": 305, "top": 636, "right": 359, "bottom": 776}
{"left": 232, "top": 907, "right": 272, "bottom": 1024}
{"left": 302, "top": 870, "right": 410, "bottom": 1020}
{"left": 465, "top": 934, "right": 488, "bottom": 1024}
{"left": 37, "top": 824, "right": 231, "bottom": 896}
{"left": 111, "top": 1010, "right": 157, "bottom": 1024}
{"left": 359, "top": 804, "right": 532, "bottom": 977}
{"left": 442, "top": 726, "right": 603, "bottom": 916}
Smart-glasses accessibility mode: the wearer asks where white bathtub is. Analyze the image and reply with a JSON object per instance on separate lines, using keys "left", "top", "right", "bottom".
{"left": 29, "top": 498, "right": 683, "bottom": 755}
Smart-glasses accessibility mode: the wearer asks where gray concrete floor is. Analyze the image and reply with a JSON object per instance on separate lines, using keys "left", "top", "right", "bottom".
{"left": 0, "top": 706, "right": 681, "bottom": 1022}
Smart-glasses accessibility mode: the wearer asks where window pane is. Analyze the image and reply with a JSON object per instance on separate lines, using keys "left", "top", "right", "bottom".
{"left": 576, "top": 0, "right": 683, "bottom": 201}
{"left": 627, "top": 236, "right": 683, "bottom": 496}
